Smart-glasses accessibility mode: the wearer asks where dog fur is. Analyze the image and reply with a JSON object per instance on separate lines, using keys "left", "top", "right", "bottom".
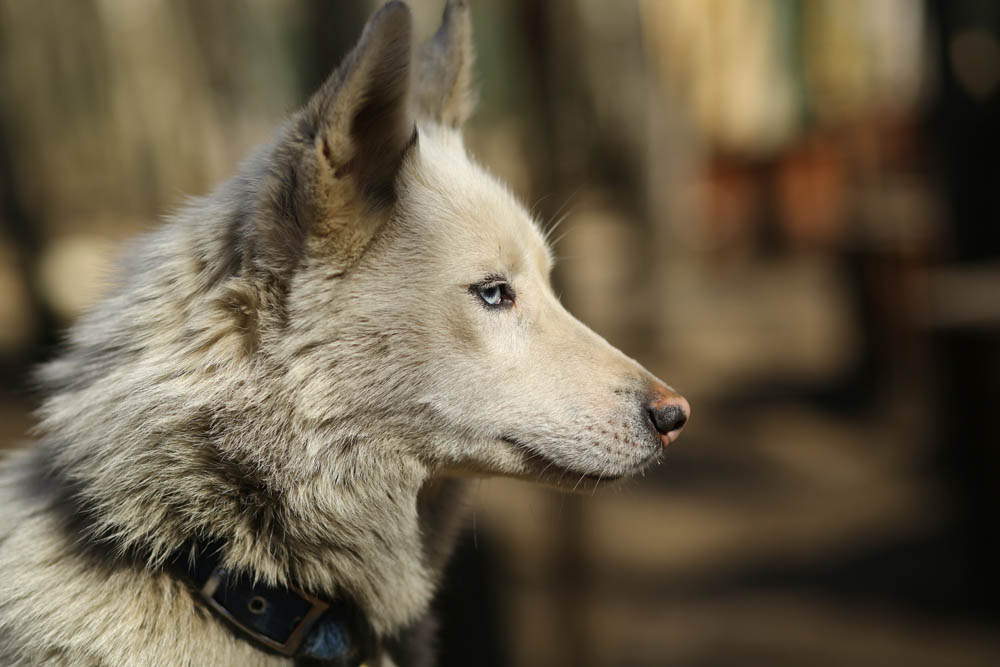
{"left": 0, "top": 2, "right": 688, "bottom": 665}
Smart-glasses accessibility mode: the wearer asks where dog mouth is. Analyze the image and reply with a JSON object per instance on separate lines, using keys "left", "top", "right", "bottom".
{"left": 499, "top": 435, "right": 657, "bottom": 485}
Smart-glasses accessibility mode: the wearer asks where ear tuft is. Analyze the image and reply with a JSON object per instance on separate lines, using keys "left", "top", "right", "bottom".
{"left": 415, "top": 0, "right": 476, "bottom": 127}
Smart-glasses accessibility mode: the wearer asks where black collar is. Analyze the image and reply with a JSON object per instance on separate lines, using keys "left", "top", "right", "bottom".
{"left": 173, "top": 544, "right": 376, "bottom": 666}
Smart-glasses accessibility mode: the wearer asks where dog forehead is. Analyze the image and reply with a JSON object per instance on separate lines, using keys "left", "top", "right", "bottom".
{"left": 398, "top": 128, "right": 551, "bottom": 275}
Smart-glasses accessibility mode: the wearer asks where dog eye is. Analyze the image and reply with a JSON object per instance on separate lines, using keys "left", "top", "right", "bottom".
{"left": 472, "top": 280, "right": 514, "bottom": 308}
{"left": 479, "top": 285, "right": 502, "bottom": 305}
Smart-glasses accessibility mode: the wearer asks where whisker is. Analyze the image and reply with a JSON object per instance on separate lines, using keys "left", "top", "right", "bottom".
{"left": 549, "top": 227, "right": 573, "bottom": 248}
{"left": 541, "top": 188, "right": 581, "bottom": 243}
{"left": 548, "top": 188, "right": 580, "bottom": 227}
{"left": 529, "top": 192, "right": 556, "bottom": 219}
{"left": 535, "top": 459, "right": 556, "bottom": 484}
{"left": 591, "top": 472, "right": 605, "bottom": 496}
{"left": 543, "top": 209, "right": 575, "bottom": 246}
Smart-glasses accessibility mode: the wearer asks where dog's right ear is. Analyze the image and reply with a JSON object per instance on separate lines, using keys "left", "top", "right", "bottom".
{"left": 294, "top": 1, "right": 416, "bottom": 269}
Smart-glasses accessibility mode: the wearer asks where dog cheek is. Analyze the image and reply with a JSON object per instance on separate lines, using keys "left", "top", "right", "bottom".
{"left": 441, "top": 301, "right": 480, "bottom": 355}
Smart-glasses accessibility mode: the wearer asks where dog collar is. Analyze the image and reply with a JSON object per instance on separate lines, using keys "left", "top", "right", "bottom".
{"left": 176, "top": 546, "right": 376, "bottom": 666}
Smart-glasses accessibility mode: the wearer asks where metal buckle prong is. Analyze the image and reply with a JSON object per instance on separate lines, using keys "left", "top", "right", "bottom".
{"left": 199, "top": 565, "right": 330, "bottom": 657}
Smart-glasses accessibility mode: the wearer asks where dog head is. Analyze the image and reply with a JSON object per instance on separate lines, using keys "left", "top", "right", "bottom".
{"left": 257, "top": 0, "right": 690, "bottom": 488}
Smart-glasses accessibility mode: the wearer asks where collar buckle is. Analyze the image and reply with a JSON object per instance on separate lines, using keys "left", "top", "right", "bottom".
{"left": 199, "top": 564, "right": 331, "bottom": 657}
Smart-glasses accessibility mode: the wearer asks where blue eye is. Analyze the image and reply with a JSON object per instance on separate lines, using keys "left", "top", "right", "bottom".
{"left": 472, "top": 280, "right": 514, "bottom": 308}
{"left": 478, "top": 284, "right": 502, "bottom": 306}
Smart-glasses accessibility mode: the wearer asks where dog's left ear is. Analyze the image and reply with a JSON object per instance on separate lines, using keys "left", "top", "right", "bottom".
{"left": 415, "top": 0, "right": 476, "bottom": 127}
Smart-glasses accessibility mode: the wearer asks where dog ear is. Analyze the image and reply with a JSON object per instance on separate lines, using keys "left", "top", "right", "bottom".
{"left": 415, "top": 0, "right": 475, "bottom": 127}
{"left": 293, "top": 1, "right": 416, "bottom": 268}
{"left": 306, "top": 0, "right": 414, "bottom": 204}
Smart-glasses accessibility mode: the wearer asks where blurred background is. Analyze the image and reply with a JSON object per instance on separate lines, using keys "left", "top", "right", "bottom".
{"left": 1, "top": 1, "right": 999, "bottom": 665}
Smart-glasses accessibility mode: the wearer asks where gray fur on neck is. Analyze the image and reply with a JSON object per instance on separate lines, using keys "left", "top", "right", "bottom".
{"left": 33, "top": 133, "right": 465, "bottom": 636}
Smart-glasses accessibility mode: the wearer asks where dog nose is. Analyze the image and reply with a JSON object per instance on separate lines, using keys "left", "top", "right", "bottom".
{"left": 647, "top": 387, "right": 690, "bottom": 446}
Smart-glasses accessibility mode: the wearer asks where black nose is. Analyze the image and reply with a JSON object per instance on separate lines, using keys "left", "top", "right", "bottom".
{"left": 645, "top": 389, "right": 690, "bottom": 445}
{"left": 648, "top": 403, "right": 687, "bottom": 435}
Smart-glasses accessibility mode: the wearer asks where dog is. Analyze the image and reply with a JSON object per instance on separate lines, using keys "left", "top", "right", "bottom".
{"left": 0, "top": 1, "right": 689, "bottom": 665}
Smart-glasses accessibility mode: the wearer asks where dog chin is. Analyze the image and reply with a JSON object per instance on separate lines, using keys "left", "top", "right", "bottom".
{"left": 499, "top": 435, "right": 659, "bottom": 491}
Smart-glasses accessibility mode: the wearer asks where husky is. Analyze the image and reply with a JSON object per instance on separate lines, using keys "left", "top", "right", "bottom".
{"left": 0, "top": 1, "right": 689, "bottom": 665}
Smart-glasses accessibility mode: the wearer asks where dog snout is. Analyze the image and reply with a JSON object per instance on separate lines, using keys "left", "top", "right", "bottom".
{"left": 646, "top": 386, "right": 690, "bottom": 446}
